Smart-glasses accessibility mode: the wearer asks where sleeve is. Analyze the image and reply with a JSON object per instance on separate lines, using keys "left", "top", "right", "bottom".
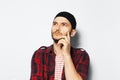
{"left": 30, "top": 51, "right": 38, "bottom": 80}
{"left": 77, "top": 49, "right": 90, "bottom": 80}
{"left": 30, "top": 50, "right": 43, "bottom": 80}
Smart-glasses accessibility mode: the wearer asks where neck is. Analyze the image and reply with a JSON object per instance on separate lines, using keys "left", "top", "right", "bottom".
{"left": 53, "top": 42, "right": 63, "bottom": 56}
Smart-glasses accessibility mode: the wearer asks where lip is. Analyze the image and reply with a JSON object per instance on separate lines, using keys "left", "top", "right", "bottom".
{"left": 52, "top": 32, "right": 63, "bottom": 39}
{"left": 53, "top": 31, "right": 63, "bottom": 35}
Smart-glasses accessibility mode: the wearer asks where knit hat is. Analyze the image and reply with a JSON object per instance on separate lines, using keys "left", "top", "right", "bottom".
{"left": 55, "top": 11, "right": 76, "bottom": 29}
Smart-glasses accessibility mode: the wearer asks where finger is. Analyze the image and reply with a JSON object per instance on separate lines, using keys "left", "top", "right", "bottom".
{"left": 58, "top": 38, "right": 65, "bottom": 44}
{"left": 60, "top": 33, "right": 70, "bottom": 42}
{"left": 60, "top": 36, "right": 67, "bottom": 41}
{"left": 57, "top": 39, "right": 66, "bottom": 47}
{"left": 62, "top": 32, "right": 70, "bottom": 41}
{"left": 67, "top": 32, "right": 70, "bottom": 41}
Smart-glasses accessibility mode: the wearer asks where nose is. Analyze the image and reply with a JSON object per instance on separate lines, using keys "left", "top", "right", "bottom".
{"left": 56, "top": 24, "right": 60, "bottom": 30}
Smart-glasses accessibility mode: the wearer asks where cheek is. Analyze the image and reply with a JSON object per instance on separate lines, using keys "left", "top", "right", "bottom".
{"left": 51, "top": 26, "right": 56, "bottom": 32}
{"left": 61, "top": 27, "right": 70, "bottom": 34}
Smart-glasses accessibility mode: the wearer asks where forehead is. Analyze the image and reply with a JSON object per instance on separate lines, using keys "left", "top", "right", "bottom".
{"left": 53, "top": 17, "right": 71, "bottom": 24}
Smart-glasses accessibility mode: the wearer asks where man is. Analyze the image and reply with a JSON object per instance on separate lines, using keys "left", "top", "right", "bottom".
{"left": 30, "top": 11, "right": 89, "bottom": 80}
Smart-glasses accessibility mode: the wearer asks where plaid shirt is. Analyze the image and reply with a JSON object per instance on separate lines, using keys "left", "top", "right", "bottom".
{"left": 30, "top": 45, "right": 89, "bottom": 80}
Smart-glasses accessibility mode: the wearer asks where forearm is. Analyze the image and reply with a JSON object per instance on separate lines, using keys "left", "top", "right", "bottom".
{"left": 64, "top": 54, "right": 83, "bottom": 80}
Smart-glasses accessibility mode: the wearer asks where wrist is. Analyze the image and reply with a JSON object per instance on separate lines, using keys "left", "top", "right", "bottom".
{"left": 63, "top": 51, "right": 70, "bottom": 56}
{"left": 63, "top": 53, "right": 71, "bottom": 61}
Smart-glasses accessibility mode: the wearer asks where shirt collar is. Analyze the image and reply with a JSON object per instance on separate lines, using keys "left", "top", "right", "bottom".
{"left": 46, "top": 44, "right": 56, "bottom": 56}
{"left": 46, "top": 44, "right": 75, "bottom": 56}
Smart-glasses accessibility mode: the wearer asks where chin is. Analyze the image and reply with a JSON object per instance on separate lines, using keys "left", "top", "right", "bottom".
{"left": 52, "top": 36, "right": 61, "bottom": 43}
{"left": 53, "top": 37, "right": 61, "bottom": 40}
{"left": 52, "top": 38, "right": 59, "bottom": 43}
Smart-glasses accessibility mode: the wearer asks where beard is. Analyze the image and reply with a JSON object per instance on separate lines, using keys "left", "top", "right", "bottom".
{"left": 52, "top": 37, "right": 59, "bottom": 43}
{"left": 51, "top": 30, "right": 64, "bottom": 43}
{"left": 52, "top": 34, "right": 62, "bottom": 44}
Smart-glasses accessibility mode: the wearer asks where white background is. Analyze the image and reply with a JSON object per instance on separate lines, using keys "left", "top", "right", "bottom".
{"left": 0, "top": 0, "right": 120, "bottom": 80}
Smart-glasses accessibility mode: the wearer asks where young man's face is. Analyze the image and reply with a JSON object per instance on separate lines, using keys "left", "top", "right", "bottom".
{"left": 51, "top": 17, "right": 72, "bottom": 41}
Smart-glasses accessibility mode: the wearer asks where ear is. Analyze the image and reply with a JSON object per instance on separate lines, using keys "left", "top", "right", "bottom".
{"left": 70, "top": 29, "right": 77, "bottom": 37}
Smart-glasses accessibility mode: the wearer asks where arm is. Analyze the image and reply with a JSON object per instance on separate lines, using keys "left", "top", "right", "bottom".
{"left": 64, "top": 55, "right": 83, "bottom": 80}
{"left": 30, "top": 49, "right": 44, "bottom": 80}
{"left": 57, "top": 32, "right": 89, "bottom": 80}
{"left": 30, "top": 51, "right": 37, "bottom": 80}
{"left": 64, "top": 50, "right": 90, "bottom": 80}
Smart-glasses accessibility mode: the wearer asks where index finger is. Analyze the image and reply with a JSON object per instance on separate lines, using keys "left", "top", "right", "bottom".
{"left": 67, "top": 32, "right": 70, "bottom": 41}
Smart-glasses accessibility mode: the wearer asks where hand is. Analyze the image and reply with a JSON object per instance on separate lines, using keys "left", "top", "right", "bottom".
{"left": 57, "top": 32, "right": 71, "bottom": 56}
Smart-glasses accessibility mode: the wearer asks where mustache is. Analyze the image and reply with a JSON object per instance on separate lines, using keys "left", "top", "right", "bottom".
{"left": 52, "top": 30, "right": 63, "bottom": 35}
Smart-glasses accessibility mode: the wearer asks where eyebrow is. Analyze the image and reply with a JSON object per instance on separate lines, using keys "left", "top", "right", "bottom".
{"left": 53, "top": 21, "right": 57, "bottom": 23}
{"left": 53, "top": 21, "right": 68, "bottom": 24}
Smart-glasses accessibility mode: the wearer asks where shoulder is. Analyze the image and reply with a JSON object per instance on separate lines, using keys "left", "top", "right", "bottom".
{"left": 71, "top": 47, "right": 90, "bottom": 59}
{"left": 71, "top": 47, "right": 90, "bottom": 66}
{"left": 36, "top": 45, "right": 52, "bottom": 53}
{"left": 72, "top": 47, "right": 87, "bottom": 54}
{"left": 32, "top": 45, "right": 52, "bottom": 58}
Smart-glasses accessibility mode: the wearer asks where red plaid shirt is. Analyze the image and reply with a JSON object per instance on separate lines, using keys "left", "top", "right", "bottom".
{"left": 30, "top": 45, "right": 89, "bottom": 80}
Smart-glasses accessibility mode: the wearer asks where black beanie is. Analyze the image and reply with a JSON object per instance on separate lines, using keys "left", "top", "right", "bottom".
{"left": 55, "top": 11, "right": 76, "bottom": 29}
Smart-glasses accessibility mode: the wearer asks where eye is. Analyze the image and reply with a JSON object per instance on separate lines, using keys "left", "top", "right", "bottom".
{"left": 53, "top": 22, "right": 57, "bottom": 26}
{"left": 62, "top": 23, "right": 67, "bottom": 26}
